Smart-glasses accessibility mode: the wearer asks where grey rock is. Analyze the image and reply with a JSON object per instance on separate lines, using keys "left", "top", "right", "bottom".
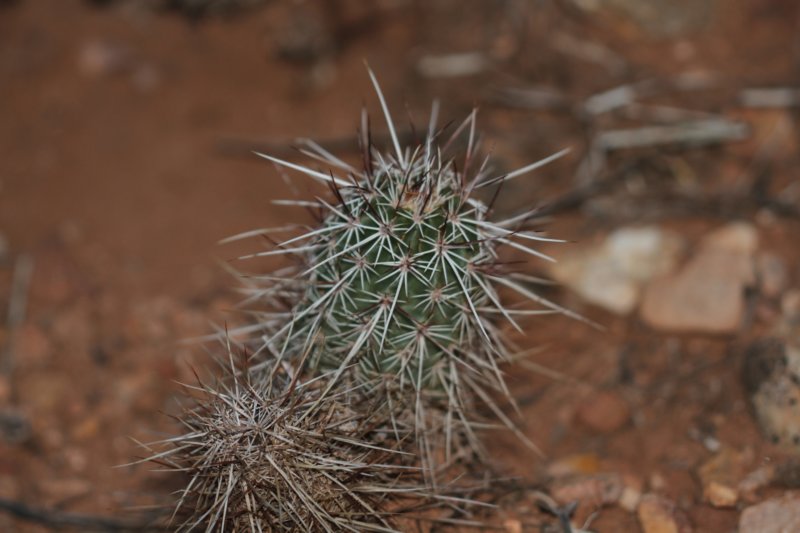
{"left": 640, "top": 222, "right": 757, "bottom": 333}
{"left": 743, "top": 337, "right": 800, "bottom": 449}
{"left": 740, "top": 494, "right": 800, "bottom": 533}
{"left": 551, "top": 226, "right": 683, "bottom": 315}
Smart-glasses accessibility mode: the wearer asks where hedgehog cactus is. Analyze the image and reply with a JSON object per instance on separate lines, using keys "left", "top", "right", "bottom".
{"left": 153, "top": 72, "right": 581, "bottom": 532}
{"left": 244, "top": 72, "right": 569, "bottom": 394}
{"left": 227, "top": 71, "right": 581, "bottom": 474}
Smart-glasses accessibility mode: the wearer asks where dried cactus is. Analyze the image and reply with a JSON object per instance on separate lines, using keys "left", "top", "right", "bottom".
{"left": 153, "top": 349, "right": 450, "bottom": 532}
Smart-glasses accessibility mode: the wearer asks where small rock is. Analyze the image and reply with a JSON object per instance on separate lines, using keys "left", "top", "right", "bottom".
{"left": 547, "top": 453, "right": 602, "bottom": 477}
{"left": 757, "top": 253, "right": 789, "bottom": 299}
{"left": 782, "top": 290, "right": 800, "bottom": 317}
{"left": 618, "top": 474, "right": 644, "bottom": 512}
{"left": 698, "top": 448, "right": 751, "bottom": 508}
{"left": 551, "top": 226, "right": 683, "bottom": 314}
{"left": 738, "top": 466, "right": 775, "bottom": 502}
{"left": 649, "top": 473, "right": 667, "bottom": 492}
{"left": 704, "top": 481, "right": 737, "bottom": 508}
{"left": 607, "top": 227, "right": 685, "bottom": 281}
{"left": 640, "top": 222, "right": 757, "bottom": 333}
{"left": 551, "top": 473, "right": 624, "bottom": 508}
{"left": 637, "top": 494, "right": 692, "bottom": 533}
{"left": 739, "top": 493, "right": 800, "bottom": 533}
{"left": 71, "top": 416, "right": 100, "bottom": 441}
{"left": 700, "top": 434, "right": 721, "bottom": 453}
{"left": 742, "top": 337, "right": 800, "bottom": 449}
{"left": 576, "top": 390, "right": 631, "bottom": 433}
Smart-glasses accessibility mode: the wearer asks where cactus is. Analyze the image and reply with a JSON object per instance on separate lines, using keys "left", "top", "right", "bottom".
{"left": 154, "top": 349, "right": 441, "bottom": 532}
{"left": 223, "top": 71, "right": 587, "bottom": 479}
{"left": 154, "top": 72, "right": 581, "bottom": 531}
{"left": 239, "top": 72, "right": 574, "bottom": 402}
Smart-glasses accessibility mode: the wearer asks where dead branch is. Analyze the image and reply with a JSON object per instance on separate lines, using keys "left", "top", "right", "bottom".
{"left": 0, "top": 497, "right": 166, "bottom": 532}
{"left": 1, "top": 255, "right": 33, "bottom": 397}
{"left": 595, "top": 119, "right": 749, "bottom": 151}
{"left": 740, "top": 88, "right": 800, "bottom": 108}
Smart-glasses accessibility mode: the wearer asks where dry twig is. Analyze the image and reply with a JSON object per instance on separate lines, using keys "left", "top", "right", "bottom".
{"left": 1, "top": 255, "right": 34, "bottom": 396}
{"left": 0, "top": 497, "right": 165, "bottom": 532}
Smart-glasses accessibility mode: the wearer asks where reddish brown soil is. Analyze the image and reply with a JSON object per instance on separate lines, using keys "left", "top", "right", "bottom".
{"left": 1, "top": 1, "right": 799, "bottom": 531}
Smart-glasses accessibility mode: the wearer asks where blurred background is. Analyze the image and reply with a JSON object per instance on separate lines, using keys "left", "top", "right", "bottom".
{"left": 1, "top": 0, "right": 799, "bottom": 531}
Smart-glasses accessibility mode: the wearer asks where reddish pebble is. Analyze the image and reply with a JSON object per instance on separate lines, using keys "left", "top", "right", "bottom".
{"left": 577, "top": 390, "right": 631, "bottom": 433}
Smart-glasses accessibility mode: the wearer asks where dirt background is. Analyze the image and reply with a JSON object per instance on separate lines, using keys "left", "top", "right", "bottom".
{"left": 1, "top": 0, "right": 800, "bottom": 531}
